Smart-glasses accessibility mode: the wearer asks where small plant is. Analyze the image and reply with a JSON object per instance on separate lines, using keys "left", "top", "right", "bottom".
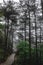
{"left": 16, "top": 41, "right": 29, "bottom": 65}
{"left": 13, "top": 41, "right": 35, "bottom": 65}
{"left": 12, "top": 41, "right": 43, "bottom": 65}
{"left": 0, "top": 24, "right": 4, "bottom": 29}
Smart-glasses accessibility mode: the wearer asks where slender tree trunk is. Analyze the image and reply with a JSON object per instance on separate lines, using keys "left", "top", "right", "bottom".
{"left": 29, "top": 10, "right": 31, "bottom": 65}
{"left": 24, "top": 21, "right": 26, "bottom": 41}
{"left": 39, "top": 20, "right": 41, "bottom": 65}
{"left": 24, "top": 12, "right": 26, "bottom": 41}
{"left": 34, "top": 4, "right": 38, "bottom": 65}
{"left": 11, "top": 22, "right": 13, "bottom": 53}
{"left": 4, "top": 18, "right": 9, "bottom": 56}
{"left": 27, "top": 1, "right": 31, "bottom": 64}
{"left": 41, "top": 0, "right": 43, "bottom": 17}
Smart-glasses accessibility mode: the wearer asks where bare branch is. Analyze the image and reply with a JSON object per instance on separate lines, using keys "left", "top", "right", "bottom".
{"left": 3, "top": 0, "right": 7, "bottom": 5}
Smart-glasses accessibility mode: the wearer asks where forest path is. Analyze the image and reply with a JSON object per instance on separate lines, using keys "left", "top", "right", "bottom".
{"left": 0, "top": 53, "right": 15, "bottom": 65}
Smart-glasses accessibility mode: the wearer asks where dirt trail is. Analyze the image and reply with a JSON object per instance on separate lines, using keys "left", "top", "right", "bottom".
{"left": 0, "top": 53, "right": 15, "bottom": 65}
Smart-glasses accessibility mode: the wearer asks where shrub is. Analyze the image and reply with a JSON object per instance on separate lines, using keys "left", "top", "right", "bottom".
{"left": 0, "top": 24, "right": 4, "bottom": 29}
{"left": 12, "top": 41, "right": 43, "bottom": 65}
{"left": 13, "top": 41, "right": 35, "bottom": 65}
{"left": 16, "top": 41, "right": 29, "bottom": 65}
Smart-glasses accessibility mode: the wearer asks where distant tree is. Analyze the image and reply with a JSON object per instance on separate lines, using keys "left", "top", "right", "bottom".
{"left": 41, "top": 0, "right": 43, "bottom": 17}
{"left": 1, "top": 0, "right": 18, "bottom": 54}
{"left": 19, "top": 0, "right": 39, "bottom": 64}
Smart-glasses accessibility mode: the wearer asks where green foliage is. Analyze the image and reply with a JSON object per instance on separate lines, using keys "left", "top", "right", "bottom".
{"left": 0, "top": 31, "right": 5, "bottom": 63}
{"left": 38, "top": 44, "right": 43, "bottom": 62}
{"left": 16, "top": 41, "right": 29, "bottom": 64}
{"left": 0, "top": 30, "right": 12, "bottom": 63}
{"left": 0, "top": 31, "right": 4, "bottom": 46}
{"left": 17, "top": 41, "right": 29, "bottom": 54}
{"left": 13, "top": 41, "right": 35, "bottom": 65}
{"left": 0, "top": 11, "right": 3, "bottom": 17}
{"left": 0, "top": 49, "right": 4, "bottom": 59}
{"left": 0, "top": 24, "right": 4, "bottom": 29}
{"left": 12, "top": 41, "right": 43, "bottom": 65}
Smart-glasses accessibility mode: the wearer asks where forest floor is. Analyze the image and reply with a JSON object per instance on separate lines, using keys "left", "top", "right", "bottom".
{"left": 0, "top": 53, "right": 15, "bottom": 65}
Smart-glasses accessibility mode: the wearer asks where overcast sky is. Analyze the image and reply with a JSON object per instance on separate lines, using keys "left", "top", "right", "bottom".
{"left": 0, "top": 0, "right": 19, "bottom": 3}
